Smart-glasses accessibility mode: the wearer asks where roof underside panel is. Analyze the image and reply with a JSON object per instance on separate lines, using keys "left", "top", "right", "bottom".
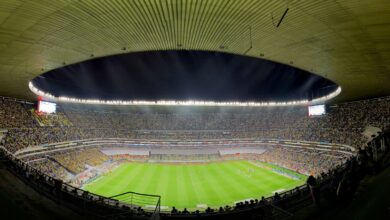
{"left": 0, "top": 0, "right": 389, "bottom": 102}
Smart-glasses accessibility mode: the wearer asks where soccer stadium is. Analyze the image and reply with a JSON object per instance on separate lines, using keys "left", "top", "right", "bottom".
{"left": 0, "top": 1, "right": 389, "bottom": 220}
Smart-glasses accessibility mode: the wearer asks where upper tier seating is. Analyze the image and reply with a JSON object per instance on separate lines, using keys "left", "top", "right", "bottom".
{"left": 1, "top": 97, "right": 389, "bottom": 153}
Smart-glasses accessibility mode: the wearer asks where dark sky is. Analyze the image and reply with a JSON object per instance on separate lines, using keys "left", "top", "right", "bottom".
{"left": 33, "top": 50, "right": 337, "bottom": 102}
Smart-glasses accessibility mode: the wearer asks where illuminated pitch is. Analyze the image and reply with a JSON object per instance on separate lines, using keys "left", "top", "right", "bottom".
{"left": 83, "top": 160, "right": 306, "bottom": 210}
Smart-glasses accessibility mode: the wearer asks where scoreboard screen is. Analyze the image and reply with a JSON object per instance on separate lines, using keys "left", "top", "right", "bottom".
{"left": 308, "top": 104, "right": 325, "bottom": 116}
{"left": 38, "top": 101, "right": 56, "bottom": 113}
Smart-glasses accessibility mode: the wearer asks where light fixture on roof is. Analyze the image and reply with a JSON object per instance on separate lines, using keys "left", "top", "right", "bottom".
{"left": 28, "top": 81, "right": 342, "bottom": 107}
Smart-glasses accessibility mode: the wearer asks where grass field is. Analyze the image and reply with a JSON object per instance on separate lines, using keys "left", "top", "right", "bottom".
{"left": 83, "top": 160, "right": 306, "bottom": 210}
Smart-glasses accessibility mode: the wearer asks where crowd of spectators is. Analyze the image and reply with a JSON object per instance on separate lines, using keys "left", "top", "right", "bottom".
{"left": 61, "top": 98, "right": 389, "bottom": 136}
{"left": 51, "top": 148, "right": 109, "bottom": 174}
{"left": 0, "top": 98, "right": 35, "bottom": 128}
{"left": 0, "top": 96, "right": 389, "bottom": 154}
{"left": 252, "top": 146, "right": 349, "bottom": 176}
{"left": 62, "top": 105, "right": 308, "bottom": 131}
{"left": 110, "top": 154, "right": 149, "bottom": 162}
{"left": 149, "top": 153, "right": 220, "bottom": 161}
{"left": 31, "top": 109, "right": 72, "bottom": 127}
{"left": 0, "top": 95, "right": 388, "bottom": 218}
{"left": 30, "top": 158, "right": 72, "bottom": 180}
{"left": 3, "top": 127, "right": 136, "bottom": 152}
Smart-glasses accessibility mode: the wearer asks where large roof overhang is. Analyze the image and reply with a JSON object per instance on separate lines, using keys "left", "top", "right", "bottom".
{"left": 0, "top": 0, "right": 389, "bottom": 102}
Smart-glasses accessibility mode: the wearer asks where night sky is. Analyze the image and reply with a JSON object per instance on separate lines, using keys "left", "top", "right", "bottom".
{"left": 33, "top": 50, "right": 337, "bottom": 102}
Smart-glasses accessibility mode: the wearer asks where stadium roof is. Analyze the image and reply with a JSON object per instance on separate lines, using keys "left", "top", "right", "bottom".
{"left": 0, "top": 0, "right": 389, "bottom": 102}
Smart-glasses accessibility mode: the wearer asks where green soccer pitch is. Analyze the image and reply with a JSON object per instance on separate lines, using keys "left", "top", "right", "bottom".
{"left": 83, "top": 160, "right": 306, "bottom": 210}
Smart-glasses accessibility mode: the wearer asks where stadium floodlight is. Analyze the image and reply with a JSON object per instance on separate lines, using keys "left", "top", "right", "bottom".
{"left": 29, "top": 81, "right": 341, "bottom": 107}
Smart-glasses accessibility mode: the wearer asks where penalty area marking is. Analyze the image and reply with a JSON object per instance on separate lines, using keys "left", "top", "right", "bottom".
{"left": 145, "top": 205, "right": 169, "bottom": 210}
{"left": 248, "top": 161, "right": 300, "bottom": 180}
{"left": 197, "top": 204, "right": 208, "bottom": 209}
{"left": 272, "top": 189, "right": 285, "bottom": 194}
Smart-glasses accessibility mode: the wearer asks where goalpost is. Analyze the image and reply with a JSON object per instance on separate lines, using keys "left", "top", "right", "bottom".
{"left": 109, "top": 191, "right": 161, "bottom": 220}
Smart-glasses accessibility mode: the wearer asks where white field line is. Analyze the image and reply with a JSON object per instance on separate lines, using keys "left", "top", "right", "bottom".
{"left": 145, "top": 205, "right": 169, "bottom": 209}
{"left": 197, "top": 204, "right": 208, "bottom": 209}
{"left": 272, "top": 189, "right": 285, "bottom": 194}
{"left": 247, "top": 161, "right": 299, "bottom": 180}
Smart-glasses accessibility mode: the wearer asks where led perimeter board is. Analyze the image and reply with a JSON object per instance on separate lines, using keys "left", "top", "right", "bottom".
{"left": 308, "top": 104, "right": 326, "bottom": 116}
{"left": 38, "top": 101, "right": 56, "bottom": 113}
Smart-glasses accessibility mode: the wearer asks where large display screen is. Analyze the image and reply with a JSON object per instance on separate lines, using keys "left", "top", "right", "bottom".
{"left": 308, "top": 104, "right": 325, "bottom": 116}
{"left": 38, "top": 101, "right": 56, "bottom": 113}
